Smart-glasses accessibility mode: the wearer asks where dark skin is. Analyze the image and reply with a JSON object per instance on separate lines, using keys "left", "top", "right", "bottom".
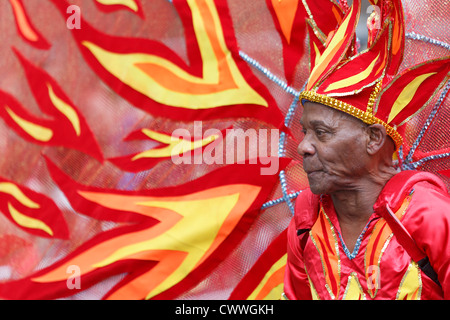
{"left": 298, "top": 101, "right": 398, "bottom": 252}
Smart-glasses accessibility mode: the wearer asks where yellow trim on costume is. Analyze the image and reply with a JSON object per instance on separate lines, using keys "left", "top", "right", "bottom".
{"left": 396, "top": 261, "right": 422, "bottom": 300}
{"left": 343, "top": 272, "right": 366, "bottom": 300}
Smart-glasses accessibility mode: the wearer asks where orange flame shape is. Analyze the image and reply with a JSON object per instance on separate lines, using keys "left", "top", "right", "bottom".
{"left": 9, "top": 0, "right": 50, "bottom": 49}
{"left": 0, "top": 157, "right": 286, "bottom": 299}
{"left": 48, "top": 0, "right": 284, "bottom": 128}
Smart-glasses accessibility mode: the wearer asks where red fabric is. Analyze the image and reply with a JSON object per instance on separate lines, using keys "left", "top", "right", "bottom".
{"left": 284, "top": 170, "right": 450, "bottom": 300}
{"left": 228, "top": 228, "right": 287, "bottom": 300}
{"left": 1, "top": 0, "right": 449, "bottom": 301}
{"left": 265, "top": 0, "right": 307, "bottom": 86}
{"left": 0, "top": 157, "right": 288, "bottom": 300}
{"left": 48, "top": 0, "right": 285, "bottom": 129}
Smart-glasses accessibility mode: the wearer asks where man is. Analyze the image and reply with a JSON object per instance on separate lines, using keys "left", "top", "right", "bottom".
{"left": 284, "top": 0, "right": 450, "bottom": 299}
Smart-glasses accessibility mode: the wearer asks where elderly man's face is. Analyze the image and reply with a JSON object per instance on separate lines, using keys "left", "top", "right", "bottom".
{"left": 298, "top": 101, "right": 369, "bottom": 194}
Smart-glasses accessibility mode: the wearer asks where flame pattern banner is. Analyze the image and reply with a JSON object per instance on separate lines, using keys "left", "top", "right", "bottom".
{"left": 0, "top": 0, "right": 449, "bottom": 300}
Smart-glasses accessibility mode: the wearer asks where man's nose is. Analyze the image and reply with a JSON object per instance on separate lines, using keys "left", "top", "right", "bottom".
{"left": 297, "top": 134, "right": 315, "bottom": 157}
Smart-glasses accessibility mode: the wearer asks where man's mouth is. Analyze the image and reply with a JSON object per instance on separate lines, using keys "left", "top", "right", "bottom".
{"left": 303, "top": 166, "right": 322, "bottom": 175}
{"left": 303, "top": 160, "right": 323, "bottom": 176}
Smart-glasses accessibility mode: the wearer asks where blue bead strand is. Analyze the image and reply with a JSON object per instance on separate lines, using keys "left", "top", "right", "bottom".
{"left": 239, "top": 51, "right": 300, "bottom": 97}
{"left": 406, "top": 32, "right": 450, "bottom": 51}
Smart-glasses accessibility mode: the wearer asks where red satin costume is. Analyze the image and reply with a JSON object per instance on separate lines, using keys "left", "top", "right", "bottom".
{"left": 284, "top": 170, "right": 450, "bottom": 300}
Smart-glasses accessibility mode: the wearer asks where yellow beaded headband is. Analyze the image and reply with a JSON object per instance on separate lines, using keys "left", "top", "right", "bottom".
{"left": 300, "top": 89, "right": 404, "bottom": 149}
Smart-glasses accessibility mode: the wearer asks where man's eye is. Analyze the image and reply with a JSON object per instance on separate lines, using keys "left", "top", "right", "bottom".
{"left": 315, "top": 129, "right": 326, "bottom": 136}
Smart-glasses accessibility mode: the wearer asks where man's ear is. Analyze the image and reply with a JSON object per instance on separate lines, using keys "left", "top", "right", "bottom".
{"left": 366, "top": 124, "right": 388, "bottom": 155}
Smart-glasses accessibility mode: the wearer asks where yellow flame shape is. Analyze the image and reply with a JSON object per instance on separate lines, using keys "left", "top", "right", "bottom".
{"left": 95, "top": 0, "right": 139, "bottom": 12}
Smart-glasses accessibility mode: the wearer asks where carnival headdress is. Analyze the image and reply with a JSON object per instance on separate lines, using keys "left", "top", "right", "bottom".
{"left": 300, "top": 0, "right": 450, "bottom": 150}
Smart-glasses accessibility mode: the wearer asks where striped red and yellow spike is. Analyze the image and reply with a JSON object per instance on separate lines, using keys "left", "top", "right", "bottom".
{"left": 306, "top": 0, "right": 361, "bottom": 91}
{"left": 302, "top": 0, "right": 352, "bottom": 80}
{"left": 304, "top": 0, "right": 404, "bottom": 95}
{"left": 317, "top": 21, "right": 391, "bottom": 95}
{"left": 306, "top": 21, "right": 327, "bottom": 75}
{"left": 303, "top": 0, "right": 345, "bottom": 37}
{"left": 375, "top": 56, "right": 450, "bottom": 127}
{"left": 377, "top": 0, "right": 405, "bottom": 77}
{"left": 265, "top": 0, "right": 308, "bottom": 85}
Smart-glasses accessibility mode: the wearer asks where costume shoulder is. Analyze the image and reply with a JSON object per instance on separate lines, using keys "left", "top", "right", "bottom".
{"left": 401, "top": 170, "right": 450, "bottom": 227}
{"left": 293, "top": 188, "right": 320, "bottom": 232}
{"left": 374, "top": 169, "right": 450, "bottom": 250}
{"left": 376, "top": 169, "right": 449, "bottom": 213}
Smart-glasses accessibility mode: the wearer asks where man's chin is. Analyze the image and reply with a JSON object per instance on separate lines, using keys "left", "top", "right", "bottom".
{"left": 307, "top": 178, "right": 329, "bottom": 195}
{"left": 308, "top": 181, "right": 321, "bottom": 194}
{"left": 309, "top": 185, "right": 324, "bottom": 195}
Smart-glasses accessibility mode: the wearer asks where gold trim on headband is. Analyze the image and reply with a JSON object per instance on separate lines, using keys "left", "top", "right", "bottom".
{"left": 300, "top": 90, "right": 403, "bottom": 150}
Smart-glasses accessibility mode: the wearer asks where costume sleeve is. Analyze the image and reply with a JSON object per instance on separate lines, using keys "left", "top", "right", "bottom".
{"left": 283, "top": 217, "right": 313, "bottom": 300}
{"left": 403, "top": 182, "right": 450, "bottom": 298}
